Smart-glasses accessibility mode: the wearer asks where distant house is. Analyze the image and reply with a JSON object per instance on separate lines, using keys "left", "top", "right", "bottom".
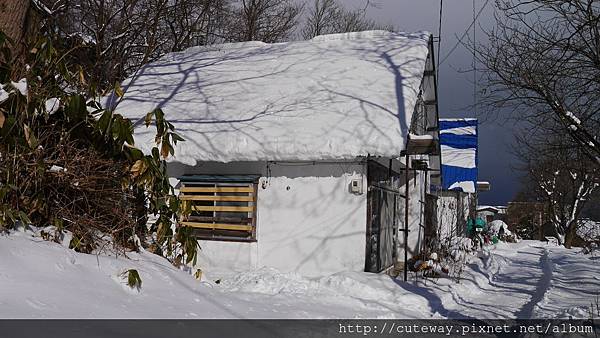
{"left": 114, "top": 31, "right": 441, "bottom": 277}
{"left": 476, "top": 205, "right": 507, "bottom": 223}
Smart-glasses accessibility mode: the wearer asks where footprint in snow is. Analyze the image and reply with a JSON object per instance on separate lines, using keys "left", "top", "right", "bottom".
{"left": 54, "top": 262, "right": 65, "bottom": 272}
{"left": 155, "top": 272, "right": 174, "bottom": 286}
{"left": 65, "top": 255, "right": 76, "bottom": 265}
{"left": 0, "top": 272, "right": 13, "bottom": 283}
{"left": 25, "top": 298, "right": 48, "bottom": 310}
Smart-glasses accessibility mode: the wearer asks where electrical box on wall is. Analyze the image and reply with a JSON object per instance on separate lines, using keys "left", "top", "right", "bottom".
{"left": 350, "top": 178, "right": 363, "bottom": 194}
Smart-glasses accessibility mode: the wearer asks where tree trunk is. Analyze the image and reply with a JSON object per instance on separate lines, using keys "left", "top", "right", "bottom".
{"left": 0, "top": 0, "right": 37, "bottom": 77}
{"left": 0, "top": 0, "right": 30, "bottom": 43}
{"left": 563, "top": 219, "right": 578, "bottom": 249}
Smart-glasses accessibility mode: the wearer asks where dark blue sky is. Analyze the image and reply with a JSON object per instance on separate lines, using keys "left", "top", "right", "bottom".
{"left": 337, "top": 0, "right": 519, "bottom": 205}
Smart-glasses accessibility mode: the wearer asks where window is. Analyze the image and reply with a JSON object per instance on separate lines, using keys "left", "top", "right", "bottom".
{"left": 178, "top": 175, "right": 259, "bottom": 241}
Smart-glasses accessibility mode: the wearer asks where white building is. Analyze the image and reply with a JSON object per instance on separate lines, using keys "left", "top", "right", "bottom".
{"left": 476, "top": 205, "right": 507, "bottom": 223}
{"left": 114, "top": 31, "right": 441, "bottom": 277}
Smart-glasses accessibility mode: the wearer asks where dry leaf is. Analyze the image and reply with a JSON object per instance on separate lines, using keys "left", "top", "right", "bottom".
{"left": 23, "top": 124, "right": 38, "bottom": 148}
{"left": 160, "top": 142, "right": 169, "bottom": 159}
{"left": 115, "top": 83, "right": 124, "bottom": 98}
{"left": 130, "top": 159, "right": 145, "bottom": 177}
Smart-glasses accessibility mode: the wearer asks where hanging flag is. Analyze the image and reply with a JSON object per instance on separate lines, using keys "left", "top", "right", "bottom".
{"left": 439, "top": 118, "right": 478, "bottom": 193}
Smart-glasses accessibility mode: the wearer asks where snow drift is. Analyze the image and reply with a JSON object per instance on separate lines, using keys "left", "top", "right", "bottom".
{"left": 2, "top": 229, "right": 598, "bottom": 319}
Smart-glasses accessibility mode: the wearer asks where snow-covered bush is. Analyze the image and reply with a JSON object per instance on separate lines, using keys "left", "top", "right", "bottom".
{"left": 577, "top": 219, "right": 600, "bottom": 254}
{"left": 487, "top": 220, "right": 511, "bottom": 237}
{"left": 417, "top": 236, "right": 474, "bottom": 282}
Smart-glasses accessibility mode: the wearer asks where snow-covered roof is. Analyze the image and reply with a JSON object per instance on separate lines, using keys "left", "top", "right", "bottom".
{"left": 112, "top": 30, "right": 431, "bottom": 165}
{"left": 477, "top": 205, "right": 499, "bottom": 212}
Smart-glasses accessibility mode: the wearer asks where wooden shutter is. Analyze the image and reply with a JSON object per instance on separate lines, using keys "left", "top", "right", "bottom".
{"left": 178, "top": 175, "right": 258, "bottom": 242}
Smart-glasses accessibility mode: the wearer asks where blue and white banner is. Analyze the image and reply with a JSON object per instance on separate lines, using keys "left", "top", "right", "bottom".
{"left": 439, "top": 118, "right": 478, "bottom": 193}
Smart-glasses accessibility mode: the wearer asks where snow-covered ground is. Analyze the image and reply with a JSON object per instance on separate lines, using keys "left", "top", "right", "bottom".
{"left": 1, "top": 229, "right": 598, "bottom": 319}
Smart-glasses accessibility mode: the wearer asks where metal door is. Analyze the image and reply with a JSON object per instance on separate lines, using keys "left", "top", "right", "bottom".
{"left": 365, "top": 186, "right": 398, "bottom": 272}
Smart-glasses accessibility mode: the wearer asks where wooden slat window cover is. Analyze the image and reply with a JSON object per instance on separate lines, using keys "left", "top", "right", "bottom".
{"left": 178, "top": 178, "right": 258, "bottom": 242}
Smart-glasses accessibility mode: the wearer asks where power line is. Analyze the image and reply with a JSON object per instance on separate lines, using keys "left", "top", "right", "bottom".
{"left": 473, "top": 0, "right": 477, "bottom": 116}
{"left": 436, "top": 0, "right": 443, "bottom": 79}
{"left": 438, "top": 0, "right": 490, "bottom": 66}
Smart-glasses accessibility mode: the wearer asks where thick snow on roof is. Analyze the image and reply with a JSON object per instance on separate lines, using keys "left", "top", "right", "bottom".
{"left": 477, "top": 205, "right": 499, "bottom": 212}
{"left": 112, "top": 31, "right": 431, "bottom": 165}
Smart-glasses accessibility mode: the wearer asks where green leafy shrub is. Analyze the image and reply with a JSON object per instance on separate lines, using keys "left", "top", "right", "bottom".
{"left": 0, "top": 27, "right": 198, "bottom": 264}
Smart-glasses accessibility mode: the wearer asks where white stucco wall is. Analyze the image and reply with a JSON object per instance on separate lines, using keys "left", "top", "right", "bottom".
{"left": 168, "top": 161, "right": 367, "bottom": 277}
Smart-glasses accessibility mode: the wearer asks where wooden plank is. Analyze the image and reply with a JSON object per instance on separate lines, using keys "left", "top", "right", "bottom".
{"left": 184, "top": 216, "right": 253, "bottom": 223}
{"left": 180, "top": 186, "right": 253, "bottom": 193}
{"left": 191, "top": 205, "right": 253, "bottom": 212}
{"left": 191, "top": 233, "right": 257, "bottom": 242}
{"left": 179, "top": 195, "right": 254, "bottom": 202}
{"left": 180, "top": 222, "right": 253, "bottom": 231}
{"left": 251, "top": 182, "right": 258, "bottom": 239}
